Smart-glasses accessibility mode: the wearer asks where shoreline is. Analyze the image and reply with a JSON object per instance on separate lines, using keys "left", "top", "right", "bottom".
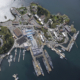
{"left": 0, "top": 2, "right": 79, "bottom": 72}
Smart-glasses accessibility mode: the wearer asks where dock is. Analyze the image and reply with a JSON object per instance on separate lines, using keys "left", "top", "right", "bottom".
{"left": 52, "top": 48, "right": 65, "bottom": 59}
{"left": 18, "top": 48, "right": 21, "bottom": 62}
{"left": 42, "top": 52, "right": 51, "bottom": 73}
{"left": 23, "top": 49, "right": 25, "bottom": 60}
{"left": 14, "top": 48, "right": 17, "bottom": 62}
{"left": 30, "top": 47, "right": 52, "bottom": 76}
{"left": 44, "top": 50, "right": 53, "bottom": 69}
{"left": 55, "top": 31, "right": 79, "bottom": 52}
{"left": 30, "top": 47, "right": 41, "bottom": 76}
{"left": 37, "top": 60, "right": 44, "bottom": 76}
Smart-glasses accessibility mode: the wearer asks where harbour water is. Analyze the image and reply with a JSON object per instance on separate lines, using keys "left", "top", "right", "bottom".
{"left": 0, "top": 0, "right": 80, "bottom": 80}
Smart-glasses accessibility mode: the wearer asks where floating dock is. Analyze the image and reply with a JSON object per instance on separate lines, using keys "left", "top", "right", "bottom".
{"left": 32, "top": 60, "right": 41, "bottom": 76}
{"left": 37, "top": 60, "right": 44, "bottom": 76}
{"left": 23, "top": 50, "right": 25, "bottom": 60}
{"left": 44, "top": 50, "right": 53, "bottom": 69}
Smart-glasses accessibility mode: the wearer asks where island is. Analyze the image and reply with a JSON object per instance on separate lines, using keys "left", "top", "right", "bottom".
{"left": 0, "top": 3, "right": 79, "bottom": 76}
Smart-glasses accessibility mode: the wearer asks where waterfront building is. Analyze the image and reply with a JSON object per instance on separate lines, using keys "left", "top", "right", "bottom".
{"left": 12, "top": 21, "right": 19, "bottom": 25}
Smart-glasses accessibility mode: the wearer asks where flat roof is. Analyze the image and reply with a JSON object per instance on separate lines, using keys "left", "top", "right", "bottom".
{"left": 13, "top": 28, "right": 22, "bottom": 37}
{"left": 17, "top": 36, "right": 27, "bottom": 45}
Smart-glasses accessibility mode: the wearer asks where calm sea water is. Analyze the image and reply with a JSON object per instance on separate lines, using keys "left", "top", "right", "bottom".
{"left": 0, "top": 0, "right": 80, "bottom": 80}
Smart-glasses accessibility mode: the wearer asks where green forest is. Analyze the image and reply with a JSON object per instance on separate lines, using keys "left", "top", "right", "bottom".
{"left": 0, "top": 26, "right": 14, "bottom": 54}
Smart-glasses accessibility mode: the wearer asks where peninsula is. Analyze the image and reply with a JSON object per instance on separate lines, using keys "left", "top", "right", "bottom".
{"left": 0, "top": 3, "right": 79, "bottom": 76}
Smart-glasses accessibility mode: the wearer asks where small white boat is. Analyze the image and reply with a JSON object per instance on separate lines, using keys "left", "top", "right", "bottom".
{"left": 10, "top": 55, "right": 13, "bottom": 58}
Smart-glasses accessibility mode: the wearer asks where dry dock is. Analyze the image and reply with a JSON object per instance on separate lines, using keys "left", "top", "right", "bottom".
{"left": 30, "top": 47, "right": 52, "bottom": 76}
{"left": 30, "top": 47, "right": 41, "bottom": 76}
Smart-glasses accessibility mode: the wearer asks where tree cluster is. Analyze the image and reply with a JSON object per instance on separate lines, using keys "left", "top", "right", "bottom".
{"left": 0, "top": 27, "right": 14, "bottom": 54}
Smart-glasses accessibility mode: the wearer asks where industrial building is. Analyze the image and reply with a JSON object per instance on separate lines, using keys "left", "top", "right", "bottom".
{"left": 31, "top": 46, "right": 43, "bottom": 56}
{"left": 13, "top": 28, "right": 22, "bottom": 38}
{"left": 17, "top": 36, "right": 27, "bottom": 45}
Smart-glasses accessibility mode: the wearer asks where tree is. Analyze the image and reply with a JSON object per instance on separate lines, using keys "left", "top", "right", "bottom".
{"left": 71, "top": 25, "right": 76, "bottom": 33}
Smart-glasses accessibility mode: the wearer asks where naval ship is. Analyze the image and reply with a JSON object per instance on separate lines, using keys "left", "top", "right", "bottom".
{"left": 32, "top": 61, "right": 38, "bottom": 76}
{"left": 44, "top": 50, "right": 53, "bottom": 69}
{"left": 42, "top": 58, "right": 49, "bottom": 73}
{"left": 37, "top": 60, "right": 44, "bottom": 76}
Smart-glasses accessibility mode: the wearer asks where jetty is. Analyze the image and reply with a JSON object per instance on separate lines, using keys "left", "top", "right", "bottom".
{"left": 18, "top": 48, "right": 21, "bottom": 62}
{"left": 23, "top": 49, "right": 25, "bottom": 60}
{"left": 52, "top": 48, "right": 65, "bottom": 59}
{"left": 14, "top": 48, "right": 17, "bottom": 62}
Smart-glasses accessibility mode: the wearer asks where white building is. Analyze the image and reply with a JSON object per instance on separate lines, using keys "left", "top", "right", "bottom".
{"left": 35, "top": 14, "right": 44, "bottom": 25}
{"left": 40, "top": 34, "right": 44, "bottom": 42}
{"left": 62, "top": 32, "right": 66, "bottom": 37}
{"left": 54, "top": 31, "right": 58, "bottom": 38}
{"left": 35, "top": 14, "right": 39, "bottom": 19}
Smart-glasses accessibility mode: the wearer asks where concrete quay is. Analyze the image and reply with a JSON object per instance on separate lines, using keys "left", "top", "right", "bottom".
{"left": 52, "top": 48, "right": 65, "bottom": 58}
{"left": 55, "top": 31, "right": 79, "bottom": 52}
{"left": 47, "top": 44, "right": 65, "bottom": 59}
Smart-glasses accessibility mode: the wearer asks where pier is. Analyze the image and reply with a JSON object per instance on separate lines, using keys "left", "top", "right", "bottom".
{"left": 18, "top": 48, "right": 21, "bottom": 62}
{"left": 52, "top": 48, "right": 65, "bottom": 59}
{"left": 44, "top": 50, "right": 53, "bottom": 69}
{"left": 23, "top": 49, "right": 25, "bottom": 60}
{"left": 14, "top": 48, "right": 17, "bottom": 62}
